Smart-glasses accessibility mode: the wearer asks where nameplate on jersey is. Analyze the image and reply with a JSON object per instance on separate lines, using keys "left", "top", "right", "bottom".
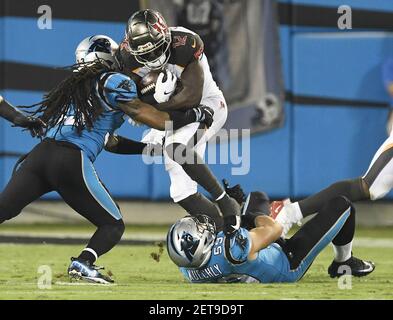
{"left": 186, "top": 264, "right": 223, "bottom": 282}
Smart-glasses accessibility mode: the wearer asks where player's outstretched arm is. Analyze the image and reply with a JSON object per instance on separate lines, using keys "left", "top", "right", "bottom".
{"left": 119, "top": 99, "right": 214, "bottom": 131}
{"left": 0, "top": 95, "right": 46, "bottom": 137}
{"left": 247, "top": 216, "right": 283, "bottom": 260}
{"left": 155, "top": 60, "right": 204, "bottom": 111}
{"left": 104, "top": 134, "right": 148, "bottom": 154}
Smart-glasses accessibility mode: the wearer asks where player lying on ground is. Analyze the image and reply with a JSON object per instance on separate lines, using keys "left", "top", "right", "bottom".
{"left": 271, "top": 118, "right": 393, "bottom": 238}
{"left": 0, "top": 35, "right": 213, "bottom": 284}
{"left": 116, "top": 9, "right": 241, "bottom": 235}
{"left": 0, "top": 95, "right": 46, "bottom": 136}
{"left": 167, "top": 195, "right": 375, "bottom": 283}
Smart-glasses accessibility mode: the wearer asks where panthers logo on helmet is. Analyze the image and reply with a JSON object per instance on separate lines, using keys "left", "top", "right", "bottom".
{"left": 180, "top": 232, "right": 200, "bottom": 262}
{"left": 88, "top": 37, "right": 112, "bottom": 54}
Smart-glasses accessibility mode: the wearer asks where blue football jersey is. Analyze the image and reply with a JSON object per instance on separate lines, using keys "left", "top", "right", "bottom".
{"left": 46, "top": 72, "right": 137, "bottom": 162}
{"left": 180, "top": 228, "right": 293, "bottom": 284}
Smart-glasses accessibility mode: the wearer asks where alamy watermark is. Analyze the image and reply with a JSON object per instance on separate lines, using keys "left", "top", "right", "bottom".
{"left": 140, "top": 122, "right": 251, "bottom": 176}
{"left": 337, "top": 265, "right": 352, "bottom": 290}
{"left": 37, "top": 5, "right": 52, "bottom": 30}
{"left": 337, "top": 5, "right": 352, "bottom": 30}
{"left": 37, "top": 265, "right": 52, "bottom": 289}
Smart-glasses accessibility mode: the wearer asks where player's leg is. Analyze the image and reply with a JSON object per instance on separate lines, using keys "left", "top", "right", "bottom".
{"left": 362, "top": 137, "right": 393, "bottom": 200}
{"left": 53, "top": 148, "right": 124, "bottom": 283}
{"left": 273, "top": 134, "right": 393, "bottom": 234}
{"left": 164, "top": 99, "right": 240, "bottom": 227}
{"left": 0, "top": 143, "right": 51, "bottom": 224}
{"left": 240, "top": 191, "right": 270, "bottom": 230}
{"left": 281, "top": 196, "right": 374, "bottom": 282}
{"left": 297, "top": 134, "right": 393, "bottom": 217}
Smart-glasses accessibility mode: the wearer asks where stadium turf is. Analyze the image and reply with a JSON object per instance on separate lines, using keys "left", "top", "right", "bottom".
{"left": 0, "top": 227, "right": 392, "bottom": 300}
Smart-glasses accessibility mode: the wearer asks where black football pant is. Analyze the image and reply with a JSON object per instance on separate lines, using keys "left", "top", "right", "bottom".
{"left": 279, "top": 196, "right": 355, "bottom": 281}
{"left": 0, "top": 138, "right": 124, "bottom": 258}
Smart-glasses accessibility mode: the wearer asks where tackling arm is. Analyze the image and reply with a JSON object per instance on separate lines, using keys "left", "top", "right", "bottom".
{"left": 247, "top": 216, "right": 283, "bottom": 260}
{"left": 0, "top": 95, "right": 27, "bottom": 124}
{"left": 118, "top": 99, "right": 213, "bottom": 131}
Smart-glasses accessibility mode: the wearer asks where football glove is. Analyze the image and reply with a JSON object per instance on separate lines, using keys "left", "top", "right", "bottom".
{"left": 153, "top": 70, "right": 177, "bottom": 104}
{"left": 223, "top": 215, "right": 241, "bottom": 237}
{"left": 193, "top": 105, "right": 214, "bottom": 128}
{"left": 222, "top": 179, "right": 246, "bottom": 205}
{"left": 13, "top": 114, "right": 47, "bottom": 137}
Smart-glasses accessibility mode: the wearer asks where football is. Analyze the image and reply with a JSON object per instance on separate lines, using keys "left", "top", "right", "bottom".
{"left": 137, "top": 70, "right": 182, "bottom": 105}
{"left": 137, "top": 70, "right": 163, "bottom": 97}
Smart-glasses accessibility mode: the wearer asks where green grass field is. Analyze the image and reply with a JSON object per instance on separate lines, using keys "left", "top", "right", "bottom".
{"left": 0, "top": 225, "right": 393, "bottom": 300}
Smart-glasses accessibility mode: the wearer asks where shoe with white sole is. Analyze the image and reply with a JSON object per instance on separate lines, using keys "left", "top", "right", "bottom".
{"left": 68, "top": 258, "right": 114, "bottom": 284}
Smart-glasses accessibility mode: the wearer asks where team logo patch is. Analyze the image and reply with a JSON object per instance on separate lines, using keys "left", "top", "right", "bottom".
{"left": 172, "top": 35, "right": 187, "bottom": 48}
{"left": 180, "top": 232, "right": 200, "bottom": 262}
{"left": 117, "top": 79, "right": 132, "bottom": 92}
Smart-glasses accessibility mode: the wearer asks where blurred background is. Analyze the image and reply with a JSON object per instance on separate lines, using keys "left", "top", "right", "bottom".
{"left": 0, "top": 0, "right": 393, "bottom": 233}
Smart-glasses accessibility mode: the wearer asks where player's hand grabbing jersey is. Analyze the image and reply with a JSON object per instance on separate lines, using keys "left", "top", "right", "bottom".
{"left": 46, "top": 72, "right": 137, "bottom": 162}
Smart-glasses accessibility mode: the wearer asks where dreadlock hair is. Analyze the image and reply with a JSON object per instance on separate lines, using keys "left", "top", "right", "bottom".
{"left": 22, "top": 59, "right": 111, "bottom": 135}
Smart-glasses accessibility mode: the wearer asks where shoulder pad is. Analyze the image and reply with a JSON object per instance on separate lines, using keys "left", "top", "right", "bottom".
{"left": 224, "top": 228, "right": 251, "bottom": 265}
{"left": 169, "top": 28, "right": 204, "bottom": 67}
{"left": 98, "top": 72, "right": 137, "bottom": 110}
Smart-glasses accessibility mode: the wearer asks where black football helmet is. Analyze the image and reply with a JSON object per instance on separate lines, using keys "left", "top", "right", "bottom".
{"left": 126, "top": 9, "right": 172, "bottom": 70}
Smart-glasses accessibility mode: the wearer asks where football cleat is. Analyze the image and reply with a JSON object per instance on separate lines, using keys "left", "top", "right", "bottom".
{"left": 328, "top": 255, "right": 375, "bottom": 278}
{"left": 67, "top": 258, "right": 114, "bottom": 284}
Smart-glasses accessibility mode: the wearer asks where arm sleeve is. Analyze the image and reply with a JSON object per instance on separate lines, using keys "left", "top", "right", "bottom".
{"left": 224, "top": 228, "right": 252, "bottom": 264}
{"left": 98, "top": 72, "right": 138, "bottom": 110}
{"left": 106, "top": 135, "right": 147, "bottom": 155}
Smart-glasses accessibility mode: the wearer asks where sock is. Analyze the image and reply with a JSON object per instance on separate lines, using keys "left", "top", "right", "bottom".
{"left": 289, "top": 202, "right": 303, "bottom": 224}
{"left": 276, "top": 202, "right": 303, "bottom": 226}
{"left": 333, "top": 242, "right": 353, "bottom": 263}
{"left": 78, "top": 248, "right": 98, "bottom": 265}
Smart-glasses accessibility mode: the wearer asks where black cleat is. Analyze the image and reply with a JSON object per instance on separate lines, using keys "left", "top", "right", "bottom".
{"left": 328, "top": 255, "right": 375, "bottom": 278}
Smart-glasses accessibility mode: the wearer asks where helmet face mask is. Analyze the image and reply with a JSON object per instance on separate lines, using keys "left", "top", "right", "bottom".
{"left": 126, "top": 9, "right": 172, "bottom": 70}
{"left": 167, "top": 215, "right": 216, "bottom": 269}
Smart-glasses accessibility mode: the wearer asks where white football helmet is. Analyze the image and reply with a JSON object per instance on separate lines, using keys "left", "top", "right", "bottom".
{"left": 167, "top": 215, "right": 216, "bottom": 268}
{"left": 75, "top": 35, "right": 119, "bottom": 68}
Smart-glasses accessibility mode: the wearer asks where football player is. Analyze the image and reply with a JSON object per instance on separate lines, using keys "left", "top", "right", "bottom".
{"left": 271, "top": 109, "right": 393, "bottom": 246}
{"left": 116, "top": 9, "right": 240, "bottom": 235}
{"left": 0, "top": 35, "right": 213, "bottom": 284}
{"left": 167, "top": 196, "right": 375, "bottom": 284}
{"left": 0, "top": 95, "right": 46, "bottom": 137}
{"left": 271, "top": 58, "right": 393, "bottom": 241}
